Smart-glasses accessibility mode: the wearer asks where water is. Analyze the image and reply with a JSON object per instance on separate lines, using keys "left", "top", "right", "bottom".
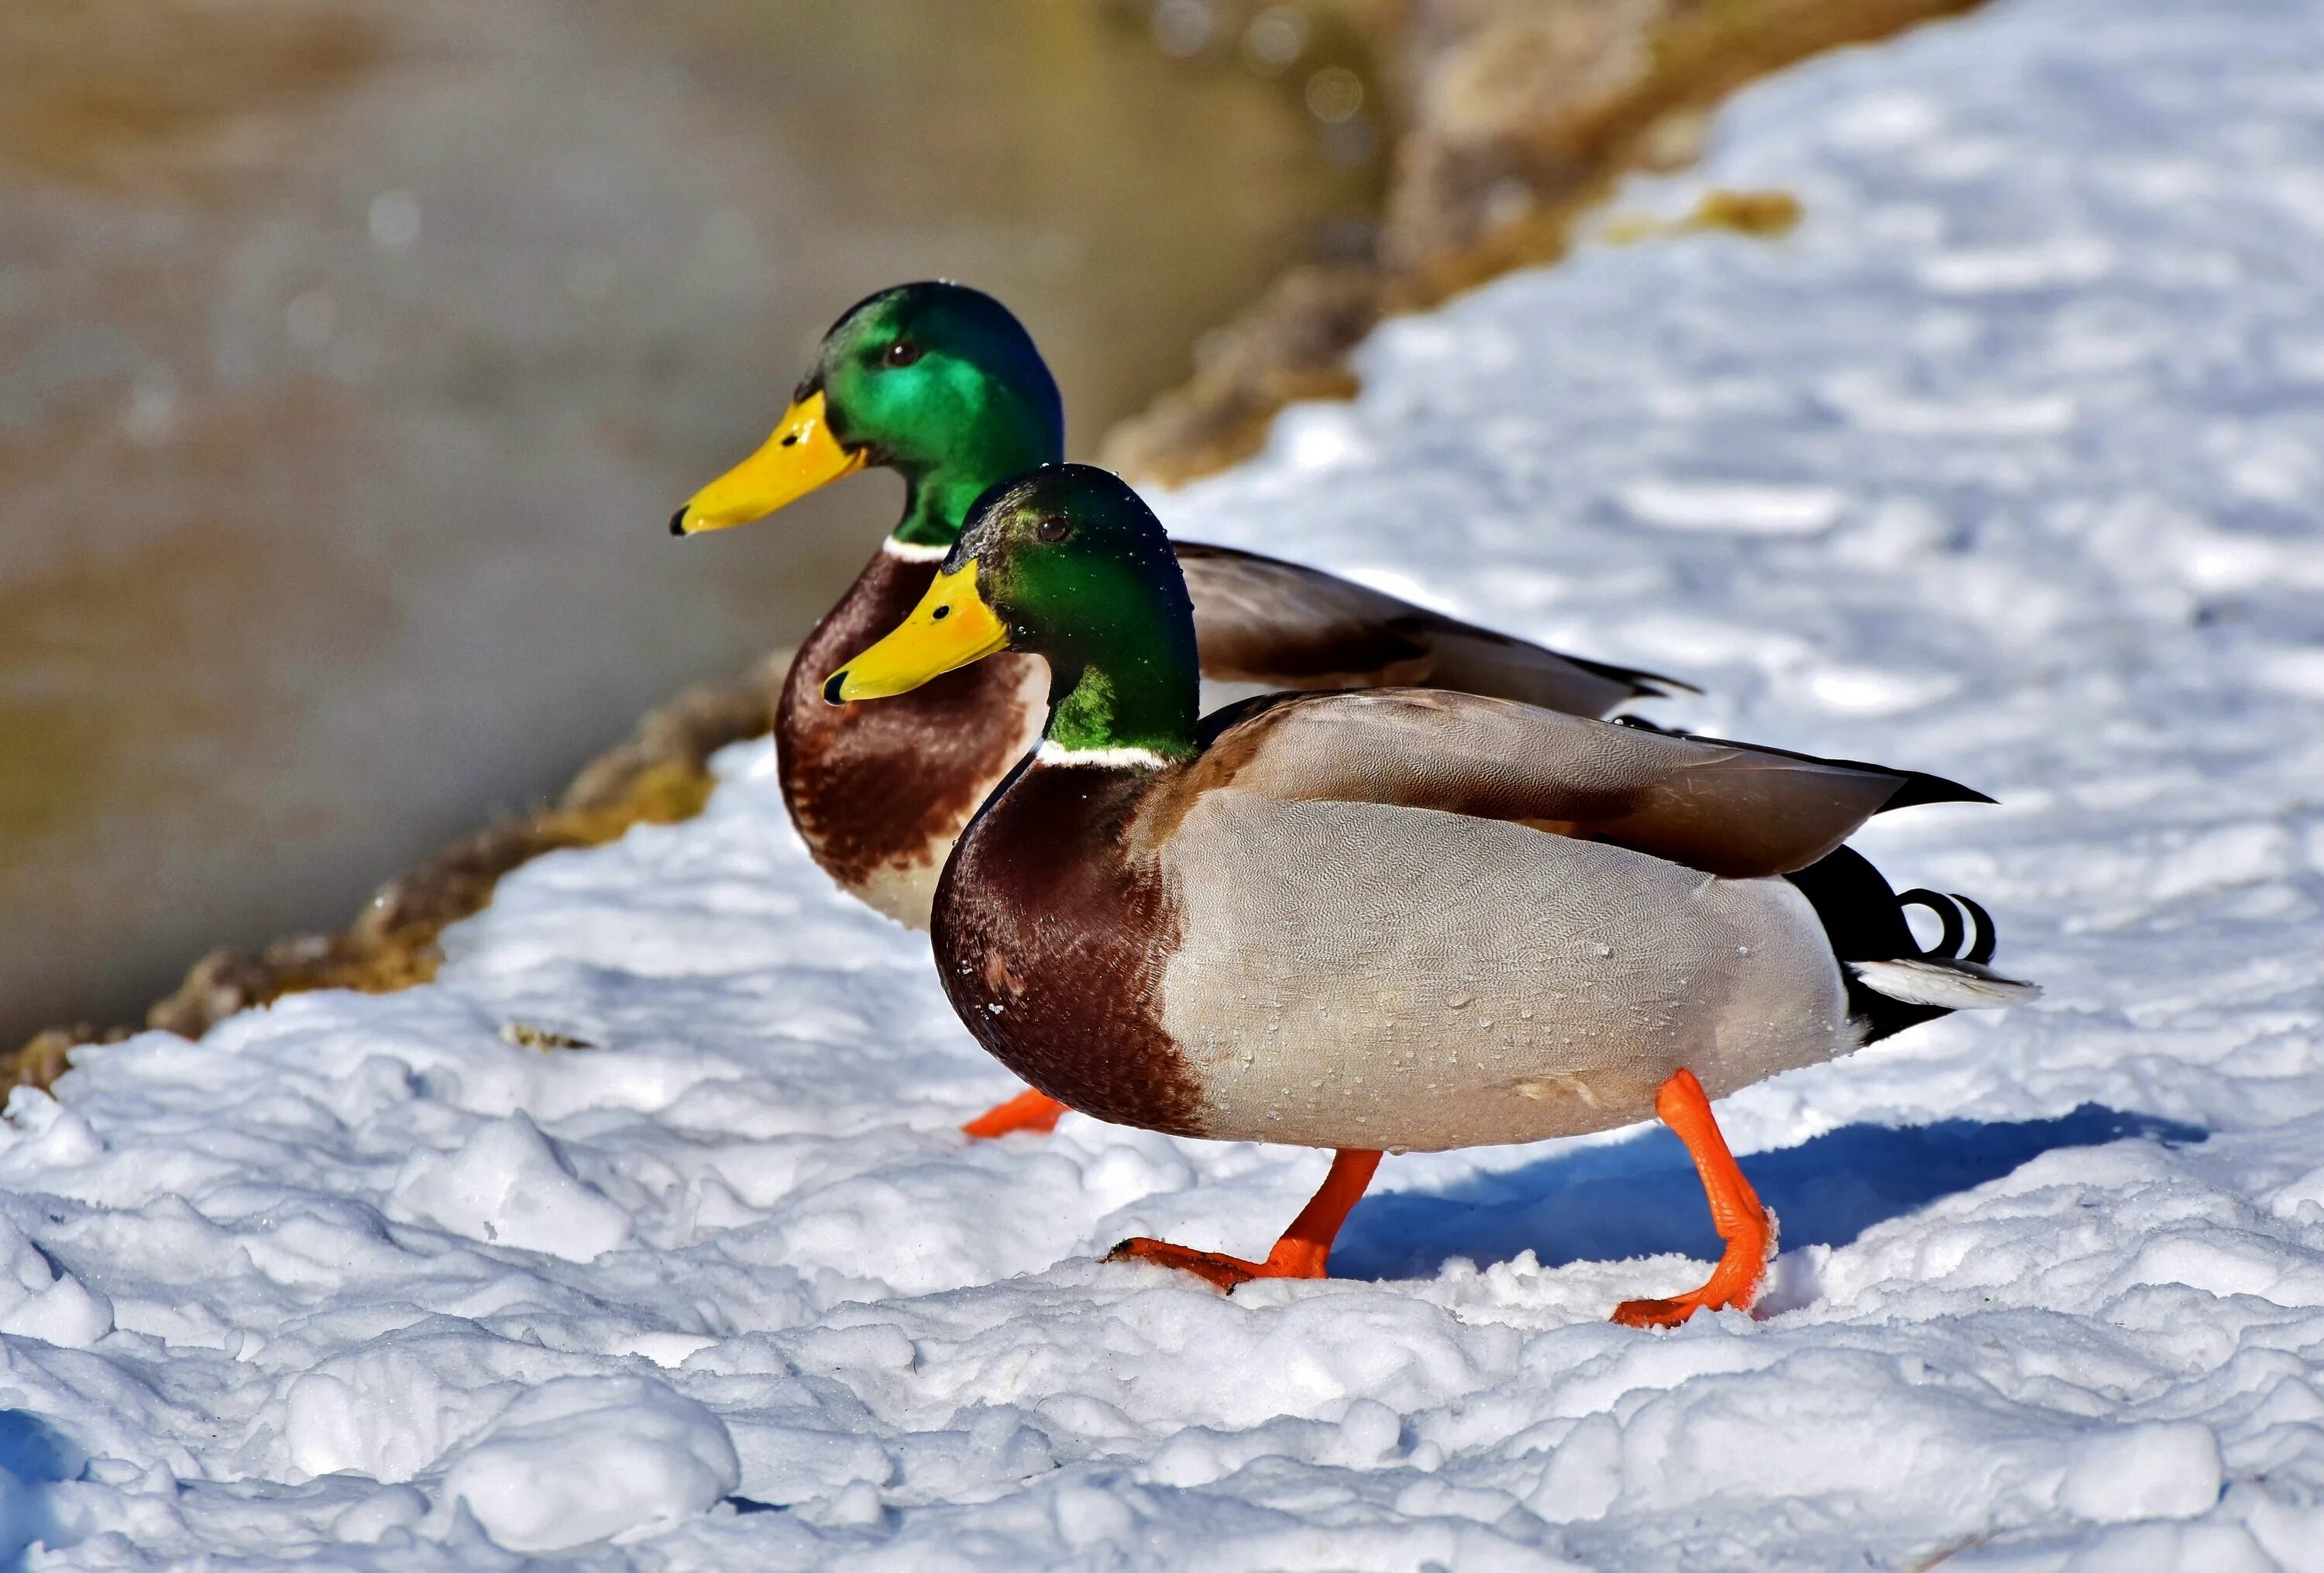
{"left": 0, "top": 0, "right": 1373, "bottom": 1043}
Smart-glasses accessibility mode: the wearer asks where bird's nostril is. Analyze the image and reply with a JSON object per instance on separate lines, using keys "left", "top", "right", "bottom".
{"left": 780, "top": 433, "right": 799, "bottom": 446}
{"left": 931, "top": 605, "right": 951, "bottom": 621}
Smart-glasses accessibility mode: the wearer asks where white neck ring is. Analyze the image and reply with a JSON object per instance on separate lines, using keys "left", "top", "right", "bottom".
{"left": 882, "top": 535, "right": 951, "bottom": 563}
{"left": 1034, "top": 740, "right": 1170, "bottom": 769}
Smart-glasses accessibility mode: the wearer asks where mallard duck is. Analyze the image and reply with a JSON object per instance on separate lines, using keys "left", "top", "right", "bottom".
{"left": 670, "top": 284, "right": 1689, "bottom": 1137}
{"left": 824, "top": 464, "right": 2038, "bottom": 1327}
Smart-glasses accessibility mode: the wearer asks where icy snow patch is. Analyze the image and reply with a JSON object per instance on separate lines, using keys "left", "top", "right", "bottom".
{"left": 436, "top": 1375, "right": 740, "bottom": 1551}
{"left": 387, "top": 1111, "right": 632, "bottom": 1261}
{"left": 0, "top": 1213, "right": 110, "bottom": 1348}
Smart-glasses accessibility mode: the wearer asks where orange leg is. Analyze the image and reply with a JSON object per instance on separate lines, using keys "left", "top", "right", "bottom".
{"left": 961, "top": 1087, "right": 1071, "bottom": 1141}
{"left": 1612, "top": 1068, "right": 1779, "bottom": 1329}
{"left": 1108, "top": 1148, "right": 1383, "bottom": 1292}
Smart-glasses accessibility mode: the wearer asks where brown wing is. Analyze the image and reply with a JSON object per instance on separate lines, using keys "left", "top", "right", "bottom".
{"left": 1172, "top": 541, "right": 1690, "bottom": 720}
{"left": 1148, "top": 688, "right": 1989, "bottom": 879}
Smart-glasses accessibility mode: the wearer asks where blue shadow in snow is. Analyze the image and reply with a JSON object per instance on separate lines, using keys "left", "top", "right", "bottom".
{"left": 1332, "top": 1103, "right": 2205, "bottom": 1282}
{"left": 0, "top": 1410, "right": 83, "bottom": 1571}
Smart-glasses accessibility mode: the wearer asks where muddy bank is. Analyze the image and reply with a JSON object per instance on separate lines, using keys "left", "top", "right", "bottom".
{"left": 9, "top": 0, "right": 1982, "bottom": 1088}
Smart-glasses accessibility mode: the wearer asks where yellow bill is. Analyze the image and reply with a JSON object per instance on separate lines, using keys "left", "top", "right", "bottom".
{"left": 671, "top": 391, "right": 866, "bottom": 535}
{"left": 823, "top": 559, "right": 1010, "bottom": 704}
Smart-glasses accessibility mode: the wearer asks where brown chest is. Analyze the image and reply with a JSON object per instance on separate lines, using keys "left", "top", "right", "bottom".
{"left": 931, "top": 765, "right": 1202, "bottom": 1134}
{"left": 775, "top": 549, "right": 1046, "bottom": 927}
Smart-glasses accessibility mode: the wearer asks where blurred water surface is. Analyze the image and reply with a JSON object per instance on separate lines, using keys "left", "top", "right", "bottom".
{"left": 0, "top": 0, "right": 1370, "bottom": 1041}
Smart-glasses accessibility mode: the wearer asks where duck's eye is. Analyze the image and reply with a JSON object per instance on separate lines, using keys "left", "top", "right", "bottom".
{"left": 882, "top": 340, "right": 923, "bottom": 369}
{"left": 1036, "top": 515, "right": 1071, "bottom": 543}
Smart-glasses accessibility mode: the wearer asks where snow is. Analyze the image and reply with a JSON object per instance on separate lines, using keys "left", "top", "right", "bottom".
{"left": 433, "top": 1375, "right": 741, "bottom": 1551}
{"left": 7, "top": 0, "right": 2324, "bottom": 1564}
{"left": 385, "top": 1113, "right": 634, "bottom": 1264}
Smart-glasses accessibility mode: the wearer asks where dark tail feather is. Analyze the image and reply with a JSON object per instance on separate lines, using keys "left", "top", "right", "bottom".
{"left": 1897, "top": 889, "right": 2005, "bottom": 968}
{"left": 1788, "top": 849, "right": 2037, "bottom": 1042}
{"left": 1954, "top": 894, "right": 1997, "bottom": 964}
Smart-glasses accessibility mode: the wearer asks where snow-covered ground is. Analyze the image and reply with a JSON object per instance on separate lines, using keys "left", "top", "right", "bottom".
{"left": 9, "top": 0, "right": 2324, "bottom": 1564}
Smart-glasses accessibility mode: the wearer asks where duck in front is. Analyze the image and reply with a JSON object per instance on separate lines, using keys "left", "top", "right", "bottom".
{"left": 824, "top": 463, "right": 2038, "bottom": 1327}
{"left": 671, "top": 283, "right": 1689, "bottom": 1138}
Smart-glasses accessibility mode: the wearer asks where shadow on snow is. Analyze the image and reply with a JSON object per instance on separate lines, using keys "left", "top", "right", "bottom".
{"left": 1332, "top": 1103, "right": 2205, "bottom": 1282}
{"left": 0, "top": 1410, "right": 83, "bottom": 1571}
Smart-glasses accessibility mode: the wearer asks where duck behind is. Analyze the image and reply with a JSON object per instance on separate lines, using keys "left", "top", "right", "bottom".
{"left": 670, "top": 283, "right": 1685, "bottom": 930}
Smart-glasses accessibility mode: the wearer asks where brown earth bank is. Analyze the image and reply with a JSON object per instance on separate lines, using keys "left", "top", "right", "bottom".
{"left": 7, "top": 0, "right": 1982, "bottom": 1092}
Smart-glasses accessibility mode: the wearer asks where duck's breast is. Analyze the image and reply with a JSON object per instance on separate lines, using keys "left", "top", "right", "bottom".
{"left": 777, "top": 548, "right": 1046, "bottom": 928}
{"left": 932, "top": 763, "right": 1205, "bottom": 1134}
{"left": 1154, "top": 790, "right": 1855, "bottom": 1151}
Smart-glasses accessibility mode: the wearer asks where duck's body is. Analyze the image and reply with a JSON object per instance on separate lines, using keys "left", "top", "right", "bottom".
{"left": 678, "top": 282, "right": 1684, "bottom": 931}
{"left": 830, "top": 465, "right": 2037, "bottom": 1323}
{"left": 937, "top": 690, "right": 1969, "bottom": 1152}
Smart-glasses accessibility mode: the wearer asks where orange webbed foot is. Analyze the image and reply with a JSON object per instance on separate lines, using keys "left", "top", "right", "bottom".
{"left": 1105, "top": 1237, "right": 1318, "bottom": 1292}
{"left": 1610, "top": 1207, "right": 1779, "bottom": 1327}
{"left": 1105, "top": 1148, "right": 1380, "bottom": 1294}
{"left": 961, "top": 1088, "right": 1069, "bottom": 1140}
{"left": 1611, "top": 1068, "right": 1779, "bottom": 1329}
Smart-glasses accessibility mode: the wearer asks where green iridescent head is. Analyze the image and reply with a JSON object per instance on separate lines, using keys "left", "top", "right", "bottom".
{"left": 825, "top": 463, "right": 1199, "bottom": 761}
{"left": 672, "top": 281, "right": 1064, "bottom": 549}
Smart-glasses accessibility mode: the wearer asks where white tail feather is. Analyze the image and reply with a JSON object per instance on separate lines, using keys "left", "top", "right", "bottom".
{"left": 1850, "top": 958, "right": 2041, "bottom": 1010}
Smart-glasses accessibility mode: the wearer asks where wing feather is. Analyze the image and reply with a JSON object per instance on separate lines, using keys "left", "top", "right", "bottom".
{"left": 1156, "top": 688, "right": 1985, "bottom": 879}
{"left": 1174, "top": 541, "right": 1687, "bottom": 720}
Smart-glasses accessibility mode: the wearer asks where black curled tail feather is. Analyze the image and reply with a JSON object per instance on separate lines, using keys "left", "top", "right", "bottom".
{"left": 1896, "top": 889, "right": 1997, "bottom": 965}
{"left": 1786, "top": 848, "right": 2030, "bottom": 1042}
{"left": 1955, "top": 894, "right": 1998, "bottom": 965}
